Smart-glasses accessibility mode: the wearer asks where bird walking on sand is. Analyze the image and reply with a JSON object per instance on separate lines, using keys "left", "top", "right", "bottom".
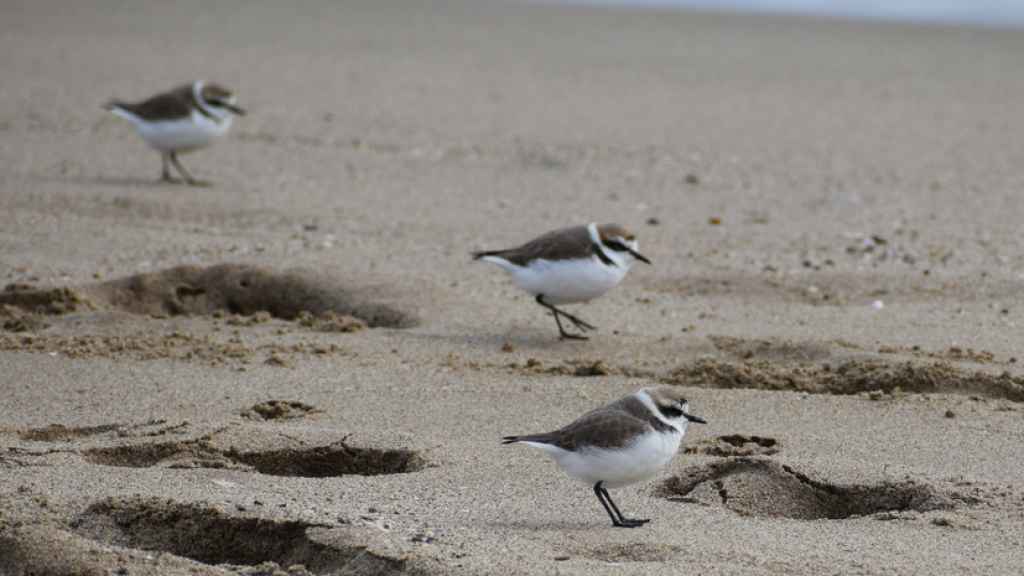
{"left": 503, "top": 386, "right": 705, "bottom": 527}
{"left": 105, "top": 80, "right": 245, "bottom": 186}
{"left": 473, "top": 222, "right": 651, "bottom": 340}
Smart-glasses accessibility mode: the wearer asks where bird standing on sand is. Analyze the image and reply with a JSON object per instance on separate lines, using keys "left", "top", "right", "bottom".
{"left": 473, "top": 222, "right": 651, "bottom": 340}
{"left": 503, "top": 386, "right": 706, "bottom": 527}
{"left": 105, "top": 81, "right": 245, "bottom": 186}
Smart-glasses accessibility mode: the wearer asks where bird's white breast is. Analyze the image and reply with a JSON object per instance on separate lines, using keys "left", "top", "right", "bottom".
{"left": 531, "top": 429, "right": 682, "bottom": 489}
{"left": 506, "top": 256, "right": 629, "bottom": 305}
{"left": 120, "top": 109, "right": 231, "bottom": 153}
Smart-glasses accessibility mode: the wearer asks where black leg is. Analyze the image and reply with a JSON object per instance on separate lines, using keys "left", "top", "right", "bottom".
{"left": 601, "top": 485, "right": 650, "bottom": 527}
{"left": 595, "top": 482, "right": 649, "bottom": 528}
{"left": 561, "top": 309, "right": 596, "bottom": 332}
{"left": 552, "top": 307, "right": 587, "bottom": 341}
{"left": 594, "top": 482, "right": 622, "bottom": 525}
{"left": 536, "top": 295, "right": 595, "bottom": 340}
{"left": 169, "top": 152, "right": 207, "bottom": 187}
{"left": 160, "top": 154, "right": 178, "bottom": 183}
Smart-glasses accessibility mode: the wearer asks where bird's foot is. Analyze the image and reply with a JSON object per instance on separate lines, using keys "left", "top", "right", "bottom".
{"left": 612, "top": 518, "right": 650, "bottom": 528}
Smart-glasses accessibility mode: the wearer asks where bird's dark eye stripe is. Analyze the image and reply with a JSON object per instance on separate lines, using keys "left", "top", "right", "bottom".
{"left": 659, "top": 405, "right": 684, "bottom": 419}
{"left": 605, "top": 240, "right": 629, "bottom": 252}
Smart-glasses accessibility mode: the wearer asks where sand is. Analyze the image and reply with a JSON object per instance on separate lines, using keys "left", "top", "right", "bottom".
{"left": 2, "top": 0, "right": 1024, "bottom": 574}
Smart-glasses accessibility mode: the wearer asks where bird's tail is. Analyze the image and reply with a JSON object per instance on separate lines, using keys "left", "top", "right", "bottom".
{"left": 473, "top": 250, "right": 521, "bottom": 273}
{"left": 103, "top": 100, "right": 138, "bottom": 123}
{"left": 102, "top": 99, "right": 126, "bottom": 112}
{"left": 472, "top": 250, "right": 499, "bottom": 261}
{"left": 502, "top": 434, "right": 551, "bottom": 445}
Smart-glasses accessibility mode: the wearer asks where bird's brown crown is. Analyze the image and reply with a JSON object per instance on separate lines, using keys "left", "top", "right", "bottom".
{"left": 646, "top": 386, "right": 689, "bottom": 409}
{"left": 201, "top": 83, "right": 235, "bottom": 102}
{"left": 596, "top": 223, "right": 636, "bottom": 243}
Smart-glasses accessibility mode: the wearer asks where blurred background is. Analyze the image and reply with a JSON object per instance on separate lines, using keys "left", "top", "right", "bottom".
{"left": 569, "top": 0, "right": 1024, "bottom": 27}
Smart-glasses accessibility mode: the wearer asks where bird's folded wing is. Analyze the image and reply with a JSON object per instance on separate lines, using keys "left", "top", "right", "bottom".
{"left": 490, "top": 225, "right": 593, "bottom": 266}
{"left": 118, "top": 85, "right": 195, "bottom": 121}
{"left": 546, "top": 411, "right": 650, "bottom": 451}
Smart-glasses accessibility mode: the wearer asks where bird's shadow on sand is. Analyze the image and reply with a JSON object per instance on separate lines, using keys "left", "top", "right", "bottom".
{"left": 482, "top": 519, "right": 604, "bottom": 532}
{"left": 88, "top": 175, "right": 194, "bottom": 189}
{"left": 34, "top": 173, "right": 189, "bottom": 190}
{"left": 405, "top": 329, "right": 596, "bottom": 352}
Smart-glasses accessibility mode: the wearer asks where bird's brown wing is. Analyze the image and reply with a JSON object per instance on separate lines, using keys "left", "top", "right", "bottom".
{"left": 115, "top": 84, "right": 195, "bottom": 121}
{"left": 479, "top": 225, "right": 593, "bottom": 266}
{"left": 540, "top": 410, "right": 652, "bottom": 451}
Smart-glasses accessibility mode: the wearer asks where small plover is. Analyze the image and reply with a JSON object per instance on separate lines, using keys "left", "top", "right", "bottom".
{"left": 503, "top": 386, "right": 705, "bottom": 527}
{"left": 473, "top": 222, "right": 651, "bottom": 340}
{"left": 104, "top": 81, "right": 245, "bottom": 186}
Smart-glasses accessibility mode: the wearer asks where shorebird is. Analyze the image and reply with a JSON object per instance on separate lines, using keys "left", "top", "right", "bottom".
{"left": 473, "top": 222, "right": 651, "bottom": 339}
{"left": 105, "top": 80, "right": 245, "bottom": 186}
{"left": 503, "top": 386, "right": 705, "bottom": 527}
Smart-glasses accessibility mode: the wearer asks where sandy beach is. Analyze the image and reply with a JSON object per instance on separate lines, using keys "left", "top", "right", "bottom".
{"left": 2, "top": 1, "right": 1024, "bottom": 574}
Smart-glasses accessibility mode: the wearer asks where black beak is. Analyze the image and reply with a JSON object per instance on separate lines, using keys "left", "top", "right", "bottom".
{"left": 628, "top": 248, "right": 652, "bottom": 265}
{"left": 218, "top": 102, "right": 246, "bottom": 116}
{"left": 685, "top": 413, "right": 707, "bottom": 424}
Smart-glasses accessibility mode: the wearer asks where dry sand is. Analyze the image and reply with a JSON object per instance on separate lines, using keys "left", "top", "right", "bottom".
{"left": 3, "top": 1, "right": 1024, "bottom": 574}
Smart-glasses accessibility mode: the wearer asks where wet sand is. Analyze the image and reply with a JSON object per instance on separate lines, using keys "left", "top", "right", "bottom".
{"left": 2, "top": 1, "right": 1024, "bottom": 574}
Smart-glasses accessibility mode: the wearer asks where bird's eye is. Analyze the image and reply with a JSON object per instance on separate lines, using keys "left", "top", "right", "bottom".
{"left": 605, "top": 240, "right": 629, "bottom": 252}
{"left": 660, "top": 405, "right": 684, "bottom": 419}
